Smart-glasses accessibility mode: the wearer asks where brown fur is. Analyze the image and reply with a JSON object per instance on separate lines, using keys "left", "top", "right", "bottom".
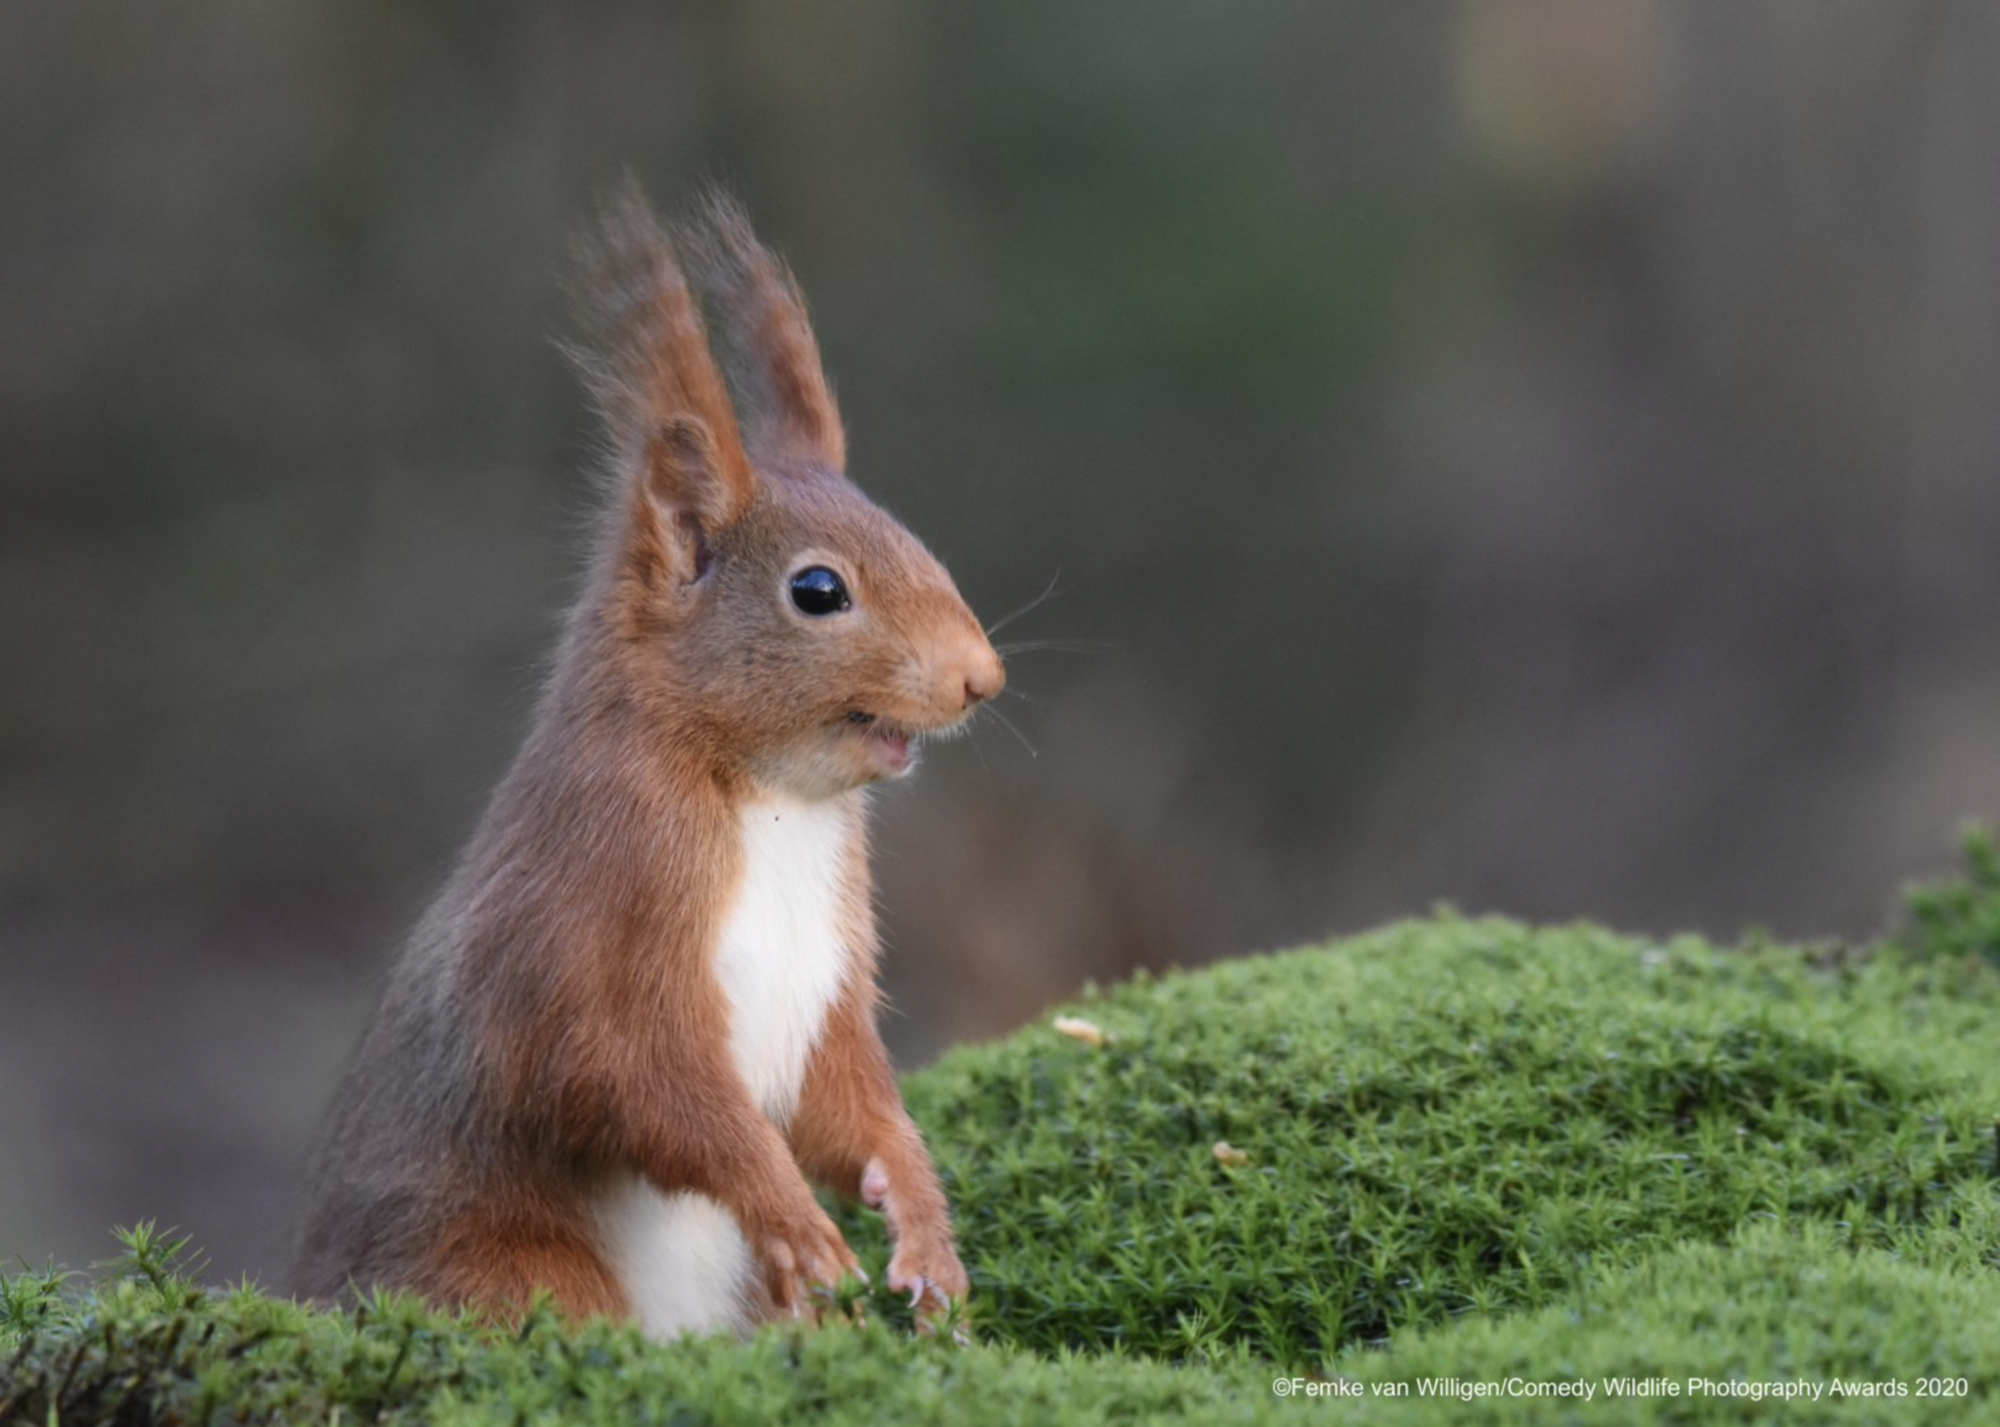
{"left": 292, "top": 186, "right": 999, "bottom": 1328}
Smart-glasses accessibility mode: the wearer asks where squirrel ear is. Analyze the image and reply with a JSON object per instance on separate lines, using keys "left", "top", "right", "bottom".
{"left": 630, "top": 417, "right": 735, "bottom": 590}
{"left": 574, "top": 182, "right": 759, "bottom": 540}
{"left": 682, "top": 193, "right": 846, "bottom": 472}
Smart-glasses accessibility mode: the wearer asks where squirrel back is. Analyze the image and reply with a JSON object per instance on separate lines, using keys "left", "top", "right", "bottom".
{"left": 293, "top": 186, "right": 1000, "bottom": 1334}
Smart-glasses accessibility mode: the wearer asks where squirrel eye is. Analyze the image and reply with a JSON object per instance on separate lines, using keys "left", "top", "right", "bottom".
{"left": 788, "top": 565, "right": 852, "bottom": 616}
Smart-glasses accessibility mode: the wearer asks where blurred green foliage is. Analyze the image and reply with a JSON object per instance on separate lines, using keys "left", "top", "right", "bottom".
{"left": 1903, "top": 825, "right": 2000, "bottom": 968}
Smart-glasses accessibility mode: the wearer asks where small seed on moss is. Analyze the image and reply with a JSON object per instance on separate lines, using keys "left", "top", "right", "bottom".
{"left": 1053, "top": 1016, "right": 1110, "bottom": 1048}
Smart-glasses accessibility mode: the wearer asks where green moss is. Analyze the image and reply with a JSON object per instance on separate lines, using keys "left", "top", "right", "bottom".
{"left": 880, "top": 915, "right": 2000, "bottom": 1365}
{"left": 9, "top": 841, "right": 2000, "bottom": 1423}
{"left": 1904, "top": 824, "right": 2000, "bottom": 968}
{"left": 0, "top": 1254, "right": 1271, "bottom": 1427}
{"left": 1335, "top": 1219, "right": 2000, "bottom": 1425}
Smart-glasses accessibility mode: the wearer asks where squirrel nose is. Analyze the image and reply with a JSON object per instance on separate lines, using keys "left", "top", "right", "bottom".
{"left": 962, "top": 647, "right": 1005, "bottom": 709}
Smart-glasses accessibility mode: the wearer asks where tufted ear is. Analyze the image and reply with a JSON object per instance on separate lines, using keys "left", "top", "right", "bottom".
{"left": 681, "top": 191, "right": 847, "bottom": 472}
{"left": 627, "top": 416, "right": 733, "bottom": 592}
{"left": 573, "top": 181, "right": 758, "bottom": 521}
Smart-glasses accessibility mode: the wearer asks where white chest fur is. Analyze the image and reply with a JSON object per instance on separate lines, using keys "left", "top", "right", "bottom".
{"left": 713, "top": 795, "right": 853, "bottom": 1121}
{"left": 596, "top": 794, "right": 854, "bottom": 1339}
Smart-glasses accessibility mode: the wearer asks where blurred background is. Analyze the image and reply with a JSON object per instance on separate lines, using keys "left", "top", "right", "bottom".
{"left": 4, "top": 0, "right": 1998, "bottom": 1285}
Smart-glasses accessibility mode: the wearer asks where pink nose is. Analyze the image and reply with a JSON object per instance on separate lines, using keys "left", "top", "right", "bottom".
{"left": 962, "top": 647, "right": 1005, "bottom": 708}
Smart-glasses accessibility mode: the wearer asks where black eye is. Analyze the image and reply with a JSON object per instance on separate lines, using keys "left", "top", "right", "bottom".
{"left": 788, "top": 565, "right": 851, "bottom": 616}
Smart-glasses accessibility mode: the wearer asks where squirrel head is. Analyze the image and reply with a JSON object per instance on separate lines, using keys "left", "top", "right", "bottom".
{"left": 570, "top": 186, "right": 1003, "bottom": 800}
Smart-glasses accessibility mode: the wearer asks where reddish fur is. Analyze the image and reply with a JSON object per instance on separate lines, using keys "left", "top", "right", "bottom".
{"left": 787, "top": 833, "right": 968, "bottom": 1305}
{"left": 682, "top": 193, "right": 847, "bottom": 470}
{"left": 293, "top": 188, "right": 997, "bottom": 1329}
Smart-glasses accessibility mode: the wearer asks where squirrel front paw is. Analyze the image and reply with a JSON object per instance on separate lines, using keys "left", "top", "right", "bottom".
{"left": 862, "top": 1156, "right": 967, "bottom": 1328}
{"left": 747, "top": 1194, "right": 864, "bottom": 1318}
{"left": 885, "top": 1232, "right": 968, "bottom": 1325}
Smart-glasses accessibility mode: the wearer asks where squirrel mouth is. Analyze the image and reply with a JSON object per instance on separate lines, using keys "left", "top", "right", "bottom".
{"left": 845, "top": 711, "right": 917, "bottom": 778}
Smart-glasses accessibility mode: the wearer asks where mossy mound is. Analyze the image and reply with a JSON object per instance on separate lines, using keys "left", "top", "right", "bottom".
{"left": 8, "top": 834, "right": 2000, "bottom": 1423}
{"left": 887, "top": 913, "right": 2000, "bottom": 1365}
{"left": 1337, "top": 1219, "right": 2000, "bottom": 1424}
{"left": 0, "top": 1258, "right": 1276, "bottom": 1427}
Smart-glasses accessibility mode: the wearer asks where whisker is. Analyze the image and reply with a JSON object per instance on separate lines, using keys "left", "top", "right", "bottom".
{"left": 994, "top": 638, "right": 1106, "bottom": 657}
{"left": 985, "top": 570, "right": 1064, "bottom": 640}
{"left": 981, "top": 700, "right": 1038, "bottom": 759}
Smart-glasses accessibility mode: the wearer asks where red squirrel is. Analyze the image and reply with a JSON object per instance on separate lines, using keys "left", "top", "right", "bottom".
{"left": 291, "top": 187, "right": 1001, "bottom": 1337}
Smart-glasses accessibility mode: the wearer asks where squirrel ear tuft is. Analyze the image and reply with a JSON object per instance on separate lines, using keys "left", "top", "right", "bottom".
{"left": 573, "top": 181, "right": 758, "bottom": 509}
{"left": 681, "top": 191, "right": 846, "bottom": 472}
{"left": 646, "top": 417, "right": 726, "bottom": 515}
